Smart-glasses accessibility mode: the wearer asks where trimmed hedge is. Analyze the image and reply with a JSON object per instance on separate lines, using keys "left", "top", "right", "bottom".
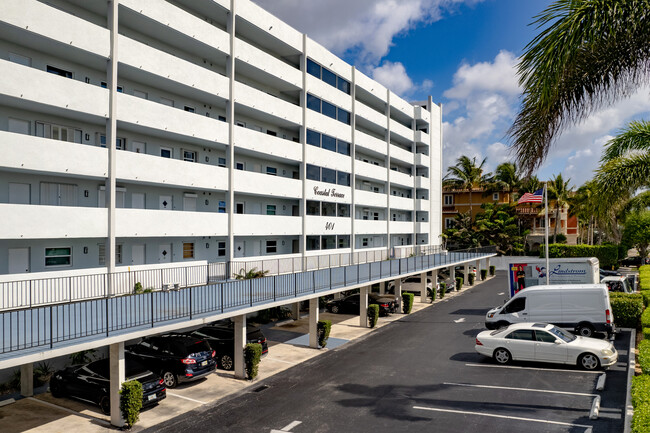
{"left": 641, "top": 265, "right": 650, "bottom": 290}
{"left": 639, "top": 340, "right": 650, "bottom": 375}
{"left": 539, "top": 243, "right": 618, "bottom": 268}
{"left": 480, "top": 269, "right": 487, "bottom": 280}
{"left": 468, "top": 273, "right": 475, "bottom": 285}
{"left": 608, "top": 293, "right": 643, "bottom": 328}
{"left": 367, "top": 304, "right": 379, "bottom": 328}
{"left": 455, "top": 277, "right": 463, "bottom": 291}
{"left": 317, "top": 320, "right": 332, "bottom": 348}
{"left": 244, "top": 343, "right": 262, "bottom": 380}
{"left": 120, "top": 380, "right": 143, "bottom": 428}
{"left": 439, "top": 282, "right": 446, "bottom": 299}
{"left": 642, "top": 308, "right": 650, "bottom": 329}
{"left": 402, "top": 292, "right": 414, "bottom": 314}
{"left": 633, "top": 400, "right": 650, "bottom": 433}
{"left": 489, "top": 265, "right": 495, "bottom": 276}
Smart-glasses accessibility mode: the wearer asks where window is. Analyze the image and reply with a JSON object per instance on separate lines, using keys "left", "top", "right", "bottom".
{"left": 235, "top": 203, "right": 244, "bottom": 214}
{"left": 337, "top": 140, "right": 350, "bottom": 156}
{"left": 322, "top": 134, "right": 336, "bottom": 152}
{"left": 505, "top": 330, "right": 534, "bottom": 341}
{"left": 266, "top": 130, "right": 277, "bottom": 136}
{"left": 218, "top": 115, "right": 226, "bottom": 122}
{"left": 321, "top": 100, "right": 337, "bottom": 119}
{"left": 322, "top": 236, "right": 336, "bottom": 250}
{"left": 307, "top": 59, "right": 321, "bottom": 78}
{"left": 100, "top": 81, "right": 123, "bottom": 92}
{"left": 45, "top": 247, "right": 72, "bottom": 267}
{"left": 337, "top": 77, "right": 351, "bottom": 94}
{"left": 322, "top": 68, "right": 337, "bottom": 87}
{"left": 218, "top": 157, "right": 226, "bottom": 167}
{"left": 235, "top": 162, "right": 245, "bottom": 170}
{"left": 444, "top": 218, "right": 455, "bottom": 229}
{"left": 183, "top": 243, "right": 195, "bottom": 259}
{"left": 266, "top": 166, "right": 277, "bottom": 176}
{"left": 266, "top": 204, "right": 276, "bottom": 215}
{"left": 160, "top": 148, "right": 172, "bottom": 158}
{"left": 184, "top": 106, "right": 195, "bottom": 113}
{"left": 37, "top": 122, "right": 82, "bottom": 143}
{"left": 361, "top": 238, "right": 369, "bottom": 247}
{"left": 306, "top": 164, "right": 320, "bottom": 181}
{"left": 535, "top": 331, "right": 557, "bottom": 343}
{"left": 307, "top": 94, "right": 321, "bottom": 112}
{"left": 183, "top": 150, "right": 197, "bottom": 162}
{"left": 98, "top": 244, "right": 123, "bottom": 265}
{"left": 307, "top": 130, "right": 321, "bottom": 147}
{"left": 99, "top": 135, "right": 125, "bottom": 149}
{"left": 47, "top": 65, "right": 72, "bottom": 78}
{"left": 217, "top": 241, "right": 226, "bottom": 257}
{"left": 218, "top": 201, "right": 226, "bottom": 213}
{"left": 338, "top": 235, "right": 350, "bottom": 248}
{"left": 266, "top": 240, "right": 277, "bottom": 254}
{"left": 306, "top": 236, "right": 320, "bottom": 251}
{"left": 444, "top": 195, "right": 454, "bottom": 205}
{"left": 337, "top": 171, "right": 350, "bottom": 186}
{"left": 322, "top": 202, "right": 336, "bottom": 216}
{"left": 322, "top": 167, "right": 336, "bottom": 184}
{"left": 236, "top": 121, "right": 246, "bottom": 128}
{"left": 493, "top": 193, "right": 499, "bottom": 201}
{"left": 41, "top": 182, "right": 78, "bottom": 206}
{"left": 307, "top": 201, "right": 320, "bottom": 216}
{"left": 160, "top": 97, "right": 174, "bottom": 107}
{"left": 9, "top": 52, "right": 31, "bottom": 66}
{"left": 337, "top": 108, "right": 351, "bottom": 125}
{"left": 337, "top": 204, "right": 350, "bottom": 217}
{"left": 503, "top": 297, "right": 526, "bottom": 314}
{"left": 133, "top": 90, "right": 148, "bottom": 99}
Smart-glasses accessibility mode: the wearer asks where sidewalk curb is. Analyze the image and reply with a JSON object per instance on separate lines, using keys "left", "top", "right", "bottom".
{"left": 624, "top": 328, "right": 636, "bottom": 433}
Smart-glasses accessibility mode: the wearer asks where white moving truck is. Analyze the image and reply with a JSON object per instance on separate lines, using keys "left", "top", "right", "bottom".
{"left": 508, "top": 257, "right": 600, "bottom": 297}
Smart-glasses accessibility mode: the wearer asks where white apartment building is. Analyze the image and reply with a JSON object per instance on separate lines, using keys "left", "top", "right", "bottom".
{"left": 0, "top": 0, "right": 442, "bottom": 277}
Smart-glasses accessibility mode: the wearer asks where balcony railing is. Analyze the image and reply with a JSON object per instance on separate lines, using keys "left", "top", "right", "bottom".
{"left": 0, "top": 246, "right": 495, "bottom": 357}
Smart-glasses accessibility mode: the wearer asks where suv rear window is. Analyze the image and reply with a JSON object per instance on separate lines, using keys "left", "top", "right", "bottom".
{"left": 184, "top": 340, "right": 211, "bottom": 355}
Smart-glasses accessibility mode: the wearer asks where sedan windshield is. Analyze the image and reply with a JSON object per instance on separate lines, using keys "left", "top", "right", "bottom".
{"left": 548, "top": 326, "right": 576, "bottom": 343}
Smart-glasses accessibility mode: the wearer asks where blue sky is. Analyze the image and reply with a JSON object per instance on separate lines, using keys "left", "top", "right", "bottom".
{"left": 252, "top": 0, "right": 650, "bottom": 187}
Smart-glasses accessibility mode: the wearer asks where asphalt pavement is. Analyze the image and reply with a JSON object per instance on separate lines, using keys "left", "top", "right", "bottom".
{"left": 143, "top": 272, "right": 629, "bottom": 433}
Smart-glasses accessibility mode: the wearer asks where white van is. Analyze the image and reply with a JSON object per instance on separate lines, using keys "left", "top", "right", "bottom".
{"left": 485, "top": 284, "right": 614, "bottom": 338}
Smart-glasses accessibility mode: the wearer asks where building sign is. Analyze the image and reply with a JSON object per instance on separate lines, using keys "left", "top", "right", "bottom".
{"left": 325, "top": 222, "right": 335, "bottom": 230}
{"left": 508, "top": 261, "right": 593, "bottom": 297}
{"left": 313, "top": 186, "right": 345, "bottom": 199}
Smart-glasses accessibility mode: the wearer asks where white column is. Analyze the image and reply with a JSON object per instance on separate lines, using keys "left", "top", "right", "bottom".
{"left": 475, "top": 260, "right": 481, "bottom": 281}
{"left": 309, "top": 298, "right": 319, "bottom": 348}
{"left": 450, "top": 266, "right": 456, "bottom": 290}
{"left": 20, "top": 363, "right": 33, "bottom": 397}
{"left": 226, "top": 0, "right": 237, "bottom": 260}
{"left": 431, "top": 269, "right": 438, "bottom": 300}
{"left": 486, "top": 257, "right": 491, "bottom": 276}
{"left": 464, "top": 263, "right": 470, "bottom": 286}
{"left": 396, "top": 279, "right": 402, "bottom": 308}
{"left": 234, "top": 314, "right": 246, "bottom": 379}
{"left": 360, "top": 286, "right": 369, "bottom": 327}
{"left": 291, "top": 302, "right": 300, "bottom": 320}
{"left": 109, "top": 342, "right": 125, "bottom": 427}
{"left": 379, "top": 281, "right": 386, "bottom": 295}
{"left": 419, "top": 272, "right": 428, "bottom": 303}
{"left": 106, "top": 0, "right": 118, "bottom": 285}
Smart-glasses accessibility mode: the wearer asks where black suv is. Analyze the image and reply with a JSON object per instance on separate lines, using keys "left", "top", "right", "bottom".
{"left": 126, "top": 334, "right": 216, "bottom": 388}
{"left": 189, "top": 320, "right": 268, "bottom": 370}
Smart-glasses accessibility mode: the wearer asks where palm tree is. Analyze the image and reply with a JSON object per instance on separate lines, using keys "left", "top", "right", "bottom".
{"left": 233, "top": 267, "right": 269, "bottom": 280}
{"left": 486, "top": 162, "right": 522, "bottom": 203}
{"left": 518, "top": 175, "right": 541, "bottom": 195}
{"left": 547, "top": 174, "right": 572, "bottom": 243}
{"left": 569, "top": 181, "right": 599, "bottom": 245}
{"left": 508, "top": 1, "right": 650, "bottom": 172}
{"left": 443, "top": 156, "right": 491, "bottom": 217}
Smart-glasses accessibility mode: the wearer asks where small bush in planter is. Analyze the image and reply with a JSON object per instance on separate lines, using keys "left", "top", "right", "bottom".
{"left": 133, "top": 282, "right": 143, "bottom": 294}
{"left": 119, "top": 380, "right": 143, "bottom": 428}
{"left": 489, "top": 265, "right": 496, "bottom": 276}
{"left": 402, "top": 292, "right": 414, "bottom": 314}
{"left": 480, "top": 269, "right": 487, "bottom": 280}
{"left": 455, "top": 276, "right": 463, "bottom": 290}
{"left": 34, "top": 361, "right": 54, "bottom": 386}
{"left": 317, "top": 320, "right": 332, "bottom": 348}
{"left": 244, "top": 343, "right": 263, "bottom": 380}
{"left": 609, "top": 293, "right": 643, "bottom": 328}
{"left": 468, "top": 273, "right": 475, "bottom": 285}
{"left": 439, "top": 282, "right": 446, "bottom": 298}
{"left": 367, "top": 305, "right": 379, "bottom": 328}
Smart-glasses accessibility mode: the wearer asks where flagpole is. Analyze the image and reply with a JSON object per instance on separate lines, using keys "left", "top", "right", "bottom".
{"left": 544, "top": 182, "right": 550, "bottom": 285}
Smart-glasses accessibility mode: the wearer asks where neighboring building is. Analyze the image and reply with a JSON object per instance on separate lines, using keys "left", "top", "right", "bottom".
{"left": 517, "top": 202, "right": 580, "bottom": 250}
{"left": 442, "top": 187, "right": 514, "bottom": 228}
{"left": 0, "top": 0, "right": 442, "bottom": 276}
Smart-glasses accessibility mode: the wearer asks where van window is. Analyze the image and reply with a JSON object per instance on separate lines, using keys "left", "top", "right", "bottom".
{"left": 502, "top": 297, "right": 525, "bottom": 314}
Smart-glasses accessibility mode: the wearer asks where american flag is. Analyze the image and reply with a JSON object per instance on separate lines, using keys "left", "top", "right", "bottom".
{"left": 517, "top": 188, "right": 544, "bottom": 204}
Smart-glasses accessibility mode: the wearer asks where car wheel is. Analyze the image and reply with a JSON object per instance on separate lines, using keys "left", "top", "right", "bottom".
{"left": 496, "top": 321, "right": 509, "bottom": 329}
{"left": 162, "top": 371, "right": 178, "bottom": 388}
{"left": 98, "top": 395, "right": 110, "bottom": 415}
{"left": 49, "top": 380, "right": 63, "bottom": 398}
{"left": 331, "top": 305, "right": 340, "bottom": 314}
{"left": 579, "top": 353, "right": 600, "bottom": 370}
{"left": 221, "top": 354, "right": 234, "bottom": 371}
{"left": 576, "top": 324, "right": 595, "bottom": 337}
{"left": 493, "top": 348, "right": 511, "bottom": 365}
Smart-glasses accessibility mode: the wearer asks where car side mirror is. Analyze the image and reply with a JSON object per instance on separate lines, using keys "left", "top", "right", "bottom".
{"left": 554, "top": 340, "right": 562, "bottom": 345}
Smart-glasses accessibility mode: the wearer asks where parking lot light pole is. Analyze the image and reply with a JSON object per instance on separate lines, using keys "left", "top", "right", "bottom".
{"left": 234, "top": 315, "right": 246, "bottom": 379}
{"left": 309, "top": 298, "right": 319, "bottom": 348}
{"left": 360, "top": 286, "right": 369, "bottom": 327}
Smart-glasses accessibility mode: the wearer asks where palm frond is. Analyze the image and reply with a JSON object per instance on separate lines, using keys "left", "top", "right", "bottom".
{"left": 601, "top": 120, "right": 650, "bottom": 162}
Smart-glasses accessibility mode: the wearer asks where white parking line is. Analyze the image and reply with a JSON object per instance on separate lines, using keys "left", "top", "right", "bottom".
{"left": 443, "top": 382, "right": 597, "bottom": 397}
{"left": 264, "top": 357, "right": 298, "bottom": 365}
{"left": 412, "top": 405, "right": 592, "bottom": 429}
{"left": 165, "top": 392, "right": 207, "bottom": 405}
{"left": 464, "top": 363, "right": 602, "bottom": 374}
{"left": 27, "top": 397, "right": 111, "bottom": 425}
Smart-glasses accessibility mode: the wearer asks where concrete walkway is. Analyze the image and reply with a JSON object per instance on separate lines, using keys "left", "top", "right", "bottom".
{"left": 0, "top": 277, "right": 496, "bottom": 432}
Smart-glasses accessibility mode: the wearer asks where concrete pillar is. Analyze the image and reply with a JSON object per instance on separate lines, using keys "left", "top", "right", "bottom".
{"left": 334, "top": 292, "right": 343, "bottom": 300}
{"left": 450, "top": 266, "right": 456, "bottom": 291}
{"left": 431, "top": 269, "right": 438, "bottom": 300}
{"left": 309, "top": 298, "right": 319, "bottom": 348}
{"left": 291, "top": 302, "right": 300, "bottom": 320}
{"left": 360, "top": 286, "right": 369, "bottom": 327}
{"left": 419, "top": 272, "right": 428, "bottom": 303}
{"left": 379, "top": 281, "right": 386, "bottom": 295}
{"left": 20, "top": 363, "right": 33, "bottom": 397}
{"left": 396, "top": 279, "right": 402, "bottom": 307}
{"left": 464, "top": 263, "right": 470, "bottom": 286}
{"left": 486, "top": 257, "right": 491, "bottom": 276}
{"left": 234, "top": 314, "right": 246, "bottom": 379}
{"left": 109, "top": 342, "right": 125, "bottom": 427}
{"left": 475, "top": 260, "right": 481, "bottom": 281}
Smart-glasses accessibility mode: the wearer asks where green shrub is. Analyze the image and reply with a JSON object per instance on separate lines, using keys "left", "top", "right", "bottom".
{"left": 609, "top": 294, "right": 643, "bottom": 328}
{"left": 367, "top": 305, "right": 379, "bottom": 328}
{"left": 480, "top": 269, "right": 487, "bottom": 280}
{"left": 489, "top": 265, "right": 495, "bottom": 276}
{"left": 540, "top": 243, "right": 618, "bottom": 268}
{"left": 468, "top": 273, "right": 475, "bottom": 285}
{"left": 439, "top": 282, "right": 446, "bottom": 299}
{"left": 402, "top": 292, "right": 414, "bottom": 314}
{"left": 244, "top": 343, "right": 263, "bottom": 380}
{"left": 133, "top": 282, "right": 143, "bottom": 294}
{"left": 644, "top": 328, "right": 650, "bottom": 340}
{"left": 34, "top": 361, "right": 54, "bottom": 386}
{"left": 642, "top": 308, "right": 650, "bottom": 329}
{"left": 455, "top": 277, "right": 463, "bottom": 290}
{"left": 642, "top": 291, "right": 650, "bottom": 308}
{"left": 633, "top": 375, "right": 650, "bottom": 408}
{"left": 317, "top": 320, "right": 332, "bottom": 348}
{"left": 639, "top": 340, "right": 650, "bottom": 374}
{"left": 633, "top": 401, "right": 650, "bottom": 433}
{"left": 119, "top": 380, "right": 143, "bottom": 428}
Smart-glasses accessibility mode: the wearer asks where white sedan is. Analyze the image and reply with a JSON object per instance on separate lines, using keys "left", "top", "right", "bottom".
{"left": 475, "top": 322, "right": 617, "bottom": 370}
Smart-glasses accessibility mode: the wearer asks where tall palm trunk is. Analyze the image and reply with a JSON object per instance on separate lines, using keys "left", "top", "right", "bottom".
{"left": 553, "top": 206, "right": 560, "bottom": 243}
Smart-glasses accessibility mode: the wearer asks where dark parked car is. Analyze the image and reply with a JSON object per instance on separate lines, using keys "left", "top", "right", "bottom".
{"left": 620, "top": 256, "right": 646, "bottom": 267}
{"left": 49, "top": 356, "right": 166, "bottom": 415}
{"left": 188, "top": 320, "right": 268, "bottom": 370}
{"left": 600, "top": 268, "right": 621, "bottom": 278}
{"left": 126, "top": 334, "right": 216, "bottom": 388}
{"left": 326, "top": 293, "right": 397, "bottom": 315}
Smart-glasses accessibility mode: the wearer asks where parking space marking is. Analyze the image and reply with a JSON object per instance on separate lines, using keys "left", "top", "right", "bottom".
{"left": 413, "top": 405, "right": 592, "bottom": 430}
{"left": 443, "top": 382, "right": 597, "bottom": 397}
{"left": 271, "top": 420, "right": 302, "bottom": 432}
{"left": 165, "top": 392, "right": 208, "bottom": 405}
{"left": 27, "top": 397, "right": 111, "bottom": 426}
{"left": 453, "top": 318, "right": 466, "bottom": 323}
{"left": 265, "top": 357, "right": 298, "bottom": 365}
{"left": 464, "top": 363, "right": 602, "bottom": 374}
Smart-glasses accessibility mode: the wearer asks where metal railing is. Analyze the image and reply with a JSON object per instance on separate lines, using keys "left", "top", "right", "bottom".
{"left": 0, "top": 246, "right": 496, "bottom": 356}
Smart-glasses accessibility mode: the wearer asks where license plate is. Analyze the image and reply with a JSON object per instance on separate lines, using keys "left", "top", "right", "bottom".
{"left": 147, "top": 394, "right": 157, "bottom": 402}
{"left": 201, "top": 360, "right": 208, "bottom": 367}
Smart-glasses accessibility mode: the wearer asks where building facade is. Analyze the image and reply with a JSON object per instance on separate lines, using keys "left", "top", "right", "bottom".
{"left": 442, "top": 188, "right": 513, "bottom": 228}
{"left": 0, "top": 0, "right": 442, "bottom": 276}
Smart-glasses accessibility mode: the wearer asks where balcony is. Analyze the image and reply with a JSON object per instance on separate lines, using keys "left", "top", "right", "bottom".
{"left": 355, "top": 190, "right": 387, "bottom": 208}
{"left": 414, "top": 106, "right": 430, "bottom": 125}
{"left": 354, "top": 219, "right": 387, "bottom": 235}
{"left": 389, "top": 118, "right": 413, "bottom": 142}
{"left": 355, "top": 101, "right": 387, "bottom": 130}
{"left": 390, "top": 221, "right": 414, "bottom": 234}
{"left": 116, "top": 209, "right": 228, "bottom": 237}
{"left": 0, "top": 204, "right": 107, "bottom": 239}
{"left": 390, "top": 170, "right": 415, "bottom": 189}
{"left": 390, "top": 144, "right": 414, "bottom": 165}
{"left": 354, "top": 70, "right": 387, "bottom": 103}
{"left": 305, "top": 216, "right": 352, "bottom": 235}
{"left": 416, "top": 199, "right": 429, "bottom": 212}
{"left": 390, "top": 195, "right": 414, "bottom": 210}
{"left": 306, "top": 75, "right": 352, "bottom": 112}
{"left": 234, "top": 170, "right": 301, "bottom": 198}
{"left": 355, "top": 130, "right": 386, "bottom": 155}
{"left": 233, "top": 127, "right": 302, "bottom": 161}
{"left": 235, "top": 38, "right": 301, "bottom": 89}
{"left": 390, "top": 94, "right": 414, "bottom": 120}
{"left": 306, "top": 147, "right": 351, "bottom": 173}
{"left": 415, "top": 176, "right": 430, "bottom": 189}
{"left": 234, "top": 81, "right": 302, "bottom": 126}
{"left": 416, "top": 222, "right": 430, "bottom": 233}
{"left": 305, "top": 111, "right": 351, "bottom": 141}
{"left": 236, "top": 0, "right": 303, "bottom": 52}
{"left": 415, "top": 130, "right": 430, "bottom": 145}
{"left": 415, "top": 152, "right": 430, "bottom": 167}
{"left": 233, "top": 214, "right": 301, "bottom": 236}
{"left": 355, "top": 161, "right": 387, "bottom": 182}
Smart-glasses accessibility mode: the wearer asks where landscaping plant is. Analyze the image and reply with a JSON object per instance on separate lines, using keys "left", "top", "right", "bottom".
{"left": 244, "top": 343, "right": 263, "bottom": 380}
{"left": 489, "top": 265, "right": 495, "bottom": 276}
{"left": 480, "top": 269, "right": 487, "bottom": 280}
{"left": 468, "top": 273, "right": 475, "bottom": 285}
{"left": 317, "top": 320, "right": 332, "bottom": 348}
{"left": 439, "top": 282, "right": 446, "bottom": 298}
{"left": 608, "top": 293, "right": 643, "bottom": 328}
{"left": 402, "top": 292, "right": 414, "bottom": 314}
{"left": 455, "top": 276, "right": 463, "bottom": 291}
{"left": 367, "top": 305, "right": 379, "bottom": 328}
{"left": 119, "top": 380, "right": 143, "bottom": 428}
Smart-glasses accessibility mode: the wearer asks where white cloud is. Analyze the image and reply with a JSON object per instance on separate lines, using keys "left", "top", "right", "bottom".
{"left": 370, "top": 61, "right": 434, "bottom": 97}
{"left": 443, "top": 51, "right": 520, "bottom": 100}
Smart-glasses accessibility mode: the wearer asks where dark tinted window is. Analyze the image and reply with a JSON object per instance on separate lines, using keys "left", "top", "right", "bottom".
{"left": 307, "top": 200, "right": 320, "bottom": 215}
{"left": 87, "top": 359, "right": 109, "bottom": 378}
{"left": 337, "top": 140, "right": 350, "bottom": 156}
{"left": 322, "top": 167, "right": 336, "bottom": 184}
{"left": 535, "top": 331, "right": 557, "bottom": 343}
{"left": 184, "top": 340, "right": 211, "bottom": 355}
{"left": 322, "top": 68, "right": 337, "bottom": 87}
{"left": 337, "top": 171, "right": 350, "bottom": 186}
{"left": 337, "top": 108, "right": 350, "bottom": 125}
{"left": 307, "top": 59, "right": 321, "bottom": 78}
{"left": 306, "top": 164, "right": 320, "bottom": 181}
{"left": 337, "top": 77, "right": 351, "bottom": 94}
{"left": 505, "top": 330, "right": 534, "bottom": 341}
{"left": 322, "top": 100, "right": 337, "bottom": 119}
{"left": 307, "top": 129, "right": 321, "bottom": 147}
{"left": 307, "top": 94, "right": 321, "bottom": 112}
{"left": 322, "top": 134, "right": 336, "bottom": 152}
{"left": 503, "top": 297, "right": 525, "bottom": 313}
